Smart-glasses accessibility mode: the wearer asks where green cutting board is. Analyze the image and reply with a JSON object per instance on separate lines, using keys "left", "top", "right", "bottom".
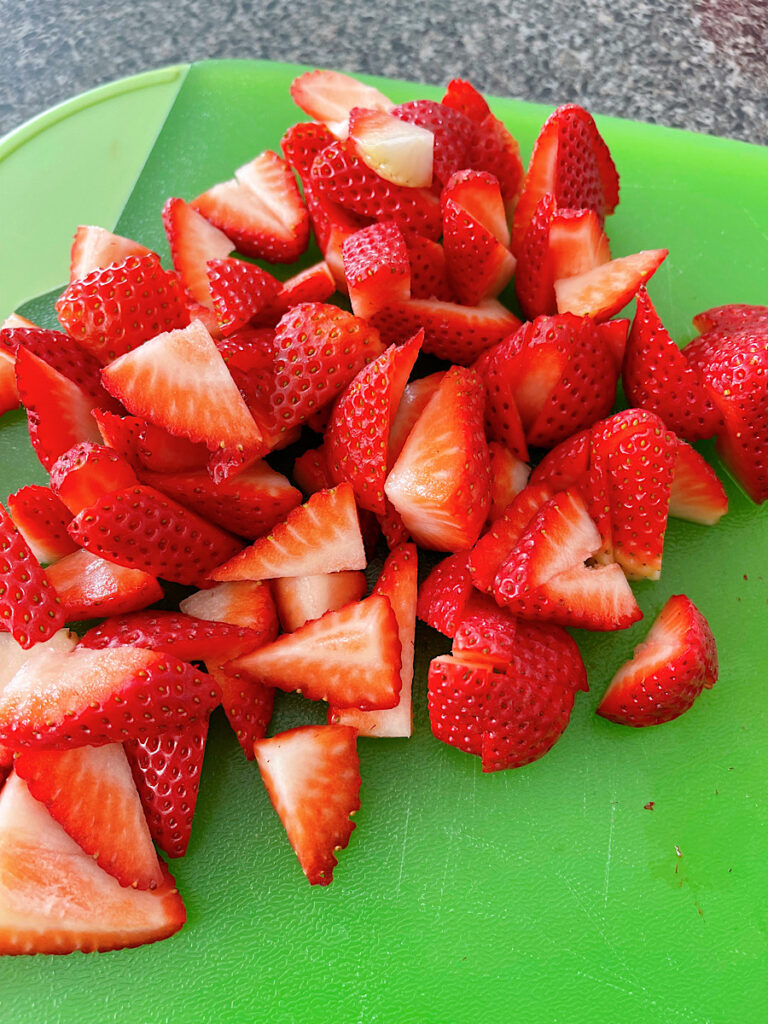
{"left": 1, "top": 60, "right": 767, "bottom": 1024}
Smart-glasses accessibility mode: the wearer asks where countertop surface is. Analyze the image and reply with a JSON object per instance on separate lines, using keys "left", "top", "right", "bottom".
{"left": 1, "top": 0, "right": 766, "bottom": 145}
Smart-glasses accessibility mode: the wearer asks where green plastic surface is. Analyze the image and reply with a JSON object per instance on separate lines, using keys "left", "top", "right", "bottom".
{"left": 2, "top": 60, "right": 768, "bottom": 1024}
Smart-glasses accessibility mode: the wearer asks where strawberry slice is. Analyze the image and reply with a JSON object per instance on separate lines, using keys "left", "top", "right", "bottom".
{"left": 487, "top": 441, "right": 531, "bottom": 521}
{"left": 69, "top": 225, "right": 153, "bottom": 282}
{"left": 292, "top": 444, "right": 334, "bottom": 495}
{"left": 623, "top": 287, "right": 722, "bottom": 441}
{"left": 0, "top": 772, "right": 185, "bottom": 954}
{"left": 14, "top": 743, "right": 162, "bottom": 890}
{"left": 206, "top": 258, "right": 281, "bottom": 335}
{"left": 192, "top": 151, "right": 310, "bottom": 263}
{"left": 273, "top": 571, "right": 367, "bottom": 633}
{"left": 79, "top": 611, "right": 260, "bottom": 663}
{"left": 442, "top": 195, "right": 516, "bottom": 307}
{"left": 253, "top": 724, "right": 361, "bottom": 886}
{"left": 668, "top": 440, "right": 728, "bottom": 525}
{"left": 529, "top": 428, "right": 592, "bottom": 492}
{"left": 555, "top": 249, "right": 668, "bottom": 320}
{"left": 385, "top": 365, "right": 492, "bottom": 551}
{"left": 46, "top": 549, "right": 163, "bottom": 620}
{"left": 441, "top": 78, "right": 492, "bottom": 122}
{"left": 162, "top": 197, "right": 234, "bottom": 307}
{"left": 0, "top": 645, "right": 217, "bottom": 749}
{"left": 597, "top": 594, "right": 718, "bottom": 726}
{"left": 330, "top": 542, "right": 418, "bottom": 737}
{"left": 325, "top": 331, "right": 422, "bottom": 514}
{"left": 692, "top": 304, "right": 768, "bottom": 334}
{"left": 392, "top": 99, "right": 475, "bottom": 186}
{"left": 68, "top": 484, "right": 244, "bottom": 587}
{"left": 407, "top": 236, "right": 453, "bottom": 300}
{"left": 227, "top": 593, "right": 401, "bottom": 711}
{"left": 0, "top": 352, "right": 18, "bottom": 416}
{"left": 1, "top": 313, "right": 39, "bottom": 330}
{"left": 342, "top": 221, "right": 411, "bottom": 320}
{"left": 465, "top": 114, "right": 525, "bottom": 213}
{"left": 56, "top": 253, "right": 189, "bottom": 364}
{"left": 0, "top": 502, "right": 65, "bottom": 648}
{"left": 348, "top": 107, "right": 434, "bottom": 188}
{"left": 290, "top": 69, "right": 394, "bottom": 125}
{"left": 416, "top": 551, "right": 475, "bottom": 637}
{"left": 387, "top": 371, "right": 445, "bottom": 464}
{"left": 7, "top": 486, "right": 78, "bottom": 565}
{"left": 449, "top": 590, "right": 519, "bottom": 665}
{"left": 96, "top": 410, "right": 210, "bottom": 475}
{"left": 50, "top": 441, "right": 139, "bottom": 515}
{"left": 255, "top": 261, "right": 336, "bottom": 324}
{"left": 0, "top": 629, "right": 77, "bottom": 693}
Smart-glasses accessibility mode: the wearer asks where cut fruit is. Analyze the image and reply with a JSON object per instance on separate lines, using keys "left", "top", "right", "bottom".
{"left": 348, "top": 107, "right": 434, "bottom": 188}
{"left": 555, "top": 249, "right": 668, "bottom": 320}
{"left": 273, "top": 571, "right": 368, "bottom": 633}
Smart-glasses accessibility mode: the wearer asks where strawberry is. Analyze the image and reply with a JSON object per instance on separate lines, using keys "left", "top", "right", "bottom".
{"left": 325, "top": 331, "right": 422, "bottom": 514}
{"left": 79, "top": 611, "right": 260, "bottom": 663}
{"left": 372, "top": 296, "right": 520, "bottom": 365}
{"left": 68, "top": 484, "right": 244, "bottom": 587}
{"left": 101, "top": 319, "right": 263, "bottom": 456}
{"left": 449, "top": 590, "right": 520, "bottom": 664}
{"left": 442, "top": 195, "right": 516, "bottom": 307}
{"left": 290, "top": 69, "right": 394, "bottom": 126}
{"left": 600, "top": 317, "right": 630, "bottom": 370}
{"left": 281, "top": 120, "right": 337, "bottom": 183}
{"left": 55, "top": 253, "right": 189, "bottom": 364}
{"left": 622, "top": 287, "right": 722, "bottom": 441}
{"left": 0, "top": 502, "right": 65, "bottom": 648}
{"left": 50, "top": 441, "right": 139, "bottom": 515}
{"left": 215, "top": 325, "right": 276, "bottom": 374}
{"left": 529, "top": 428, "right": 591, "bottom": 491}
{"left": 0, "top": 314, "right": 39, "bottom": 330}
{"left": 227, "top": 593, "right": 401, "bottom": 710}
{"left": 342, "top": 222, "right": 411, "bottom": 320}
{"left": 46, "top": 549, "right": 163, "bottom": 620}
{"left": 292, "top": 444, "right": 334, "bottom": 495}
{"left": 0, "top": 644, "right": 217, "bottom": 749}
{"left": 385, "top": 365, "right": 492, "bottom": 551}
{"left": 0, "top": 772, "right": 185, "bottom": 954}
{"left": 441, "top": 78, "right": 491, "bottom": 122}
{"left": 0, "top": 352, "right": 17, "bottom": 416}
{"left": 273, "top": 571, "right": 368, "bottom": 633}
{"left": 392, "top": 99, "right": 475, "bottom": 185}
{"left": 14, "top": 742, "right": 162, "bottom": 889}
{"left": 69, "top": 225, "right": 153, "bottom": 283}
{"left": 0, "top": 629, "right": 76, "bottom": 693}
{"left": 255, "top": 262, "right": 336, "bottom": 323}
{"left": 330, "top": 542, "right": 418, "bottom": 738}
{"left": 206, "top": 258, "right": 281, "bottom": 335}
{"left": 387, "top": 371, "right": 445, "bottom": 464}
{"left": 487, "top": 441, "right": 531, "bottom": 521}
{"left": 162, "top": 196, "right": 234, "bottom": 307}
{"left": 192, "top": 151, "right": 310, "bottom": 263}
{"left": 597, "top": 594, "right": 717, "bottom": 726}
{"left": 416, "top": 551, "right": 474, "bottom": 637}
{"left": 348, "top": 107, "right": 435, "bottom": 188}
{"left": 668, "top": 440, "right": 728, "bottom": 525}
{"left": 692, "top": 304, "right": 768, "bottom": 334}
{"left": 140, "top": 461, "right": 302, "bottom": 540}
{"left": 253, "top": 724, "right": 361, "bottom": 886}
{"left": 406, "top": 236, "right": 453, "bottom": 301}
{"left": 555, "top": 249, "right": 668, "bottom": 320}
{"left": 310, "top": 140, "right": 442, "bottom": 240}
{"left": 93, "top": 408, "right": 145, "bottom": 467}
{"left": 465, "top": 114, "right": 525, "bottom": 212}
{"left": 6, "top": 486, "right": 78, "bottom": 565}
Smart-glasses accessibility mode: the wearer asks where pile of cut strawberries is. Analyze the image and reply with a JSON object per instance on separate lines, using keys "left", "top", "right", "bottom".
{"left": 0, "top": 67, "right": 765, "bottom": 955}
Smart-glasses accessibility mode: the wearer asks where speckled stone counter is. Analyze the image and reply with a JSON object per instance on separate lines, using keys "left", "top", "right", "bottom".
{"left": 1, "top": 0, "right": 766, "bottom": 144}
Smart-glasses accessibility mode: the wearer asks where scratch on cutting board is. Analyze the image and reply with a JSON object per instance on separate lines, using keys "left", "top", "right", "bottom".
{"left": 742, "top": 205, "right": 768, "bottom": 243}
{"left": 395, "top": 794, "right": 412, "bottom": 895}
{"left": 603, "top": 794, "right": 618, "bottom": 906}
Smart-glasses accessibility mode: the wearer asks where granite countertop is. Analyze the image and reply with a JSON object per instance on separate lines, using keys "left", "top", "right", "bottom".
{"left": 1, "top": 0, "right": 766, "bottom": 145}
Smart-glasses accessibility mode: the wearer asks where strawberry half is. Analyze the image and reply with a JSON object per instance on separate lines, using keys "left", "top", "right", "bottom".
{"left": 50, "top": 441, "right": 139, "bottom": 515}
{"left": 162, "top": 197, "right": 234, "bottom": 307}
{"left": 416, "top": 551, "right": 475, "bottom": 637}
{"left": 69, "top": 226, "right": 153, "bottom": 283}
{"left": 6, "top": 486, "right": 78, "bottom": 565}
{"left": 206, "top": 258, "right": 281, "bottom": 336}
{"left": 342, "top": 221, "right": 411, "bottom": 320}
{"left": 0, "top": 502, "right": 65, "bottom": 648}
{"left": 597, "top": 594, "right": 718, "bottom": 726}
{"left": 253, "top": 724, "right": 361, "bottom": 886}
{"left": 46, "top": 549, "right": 164, "bottom": 621}
{"left": 273, "top": 571, "right": 368, "bottom": 633}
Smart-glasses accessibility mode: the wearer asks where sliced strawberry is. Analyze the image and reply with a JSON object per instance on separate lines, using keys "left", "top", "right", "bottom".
{"left": 444, "top": 167, "right": 511, "bottom": 246}
{"left": 487, "top": 441, "right": 531, "bottom": 521}
{"left": 529, "top": 428, "right": 591, "bottom": 491}
{"left": 597, "top": 594, "right": 717, "bottom": 726}
{"left": 93, "top": 409, "right": 145, "bottom": 466}
{"left": 162, "top": 197, "right": 233, "bottom": 307}
{"left": 330, "top": 542, "right": 417, "bottom": 738}
{"left": 468, "top": 481, "right": 555, "bottom": 592}
{"left": 392, "top": 99, "right": 475, "bottom": 186}
{"left": 55, "top": 253, "right": 189, "bottom": 364}
{"left": 0, "top": 502, "right": 64, "bottom": 648}
{"left": 204, "top": 258, "right": 281, "bottom": 336}
{"left": 416, "top": 551, "right": 474, "bottom": 637}
{"left": 0, "top": 353, "right": 18, "bottom": 416}
{"left": 46, "top": 549, "right": 164, "bottom": 620}
{"left": 407, "top": 236, "right": 453, "bottom": 300}
{"left": 281, "top": 120, "right": 337, "bottom": 183}
{"left": 0, "top": 772, "right": 185, "bottom": 954}
{"left": 208, "top": 665, "right": 274, "bottom": 759}
{"left": 325, "top": 331, "right": 422, "bottom": 514}
{"left": 69, "top": 226, "right": 153, "bottom": 283}
{"left": 669, "top": 441, "right": 728, "bottom": 525}
{"left": 273, "top": 571, "right": 368, "bottom": 633}
{"left": 376, "top": 499, "right": 410, "bottom": 550}
{"left": 290, "top": 69, "right": 393, "bottom": 125}
{"left": 141, "top": 460, "right": 302, "bottom": 540}
{"left": 450, "top": 590, "right": 519, "bottom": 665}
{"left": 215, "top": 325, "right": 276, "bottom": 375}
{"left": 137, "top": 419, "right": 210, "bottom": 475}
{"left": 253, "top": 724, "right": 361, "bottom": 885}
{"left": 441, "top": 78, "right": 491, "bottom": 122}
{"left": 385, "top": 365, "right": 492, "bottom": 551}
{"left": 623, "top": 287, "right": 722, "bottom": 441}
{"left": 555, "top": 248, "right": 668, "bottom": 320}
{"left": 692, "top": 304, "right": 768, "bottom": 334}
{"left": 192, "top": 151, "right": 309, "bottom": 263}
{"left": 256, "top": 262, "right": 336, "bottom": 324}
{"left": 210, "top": 484, "right": 365, "bottom": 582}
{"left": 0, "top": 629, "right": 77, "bottom": 694}
{"left": 68, "top": 484, "right": 243, "bottom": 587}
{"left": 0, "top": 644, "right": 217, "bottom": 749}
{"left": 7, "top": 486, "right": 78, "bottom": 565}
{"left": 14, "top": 743, "right": 161, "bottom": 889}
{"left": 387, "top": 371, "right": 445, "bottom": 464}
{"left": 465, "top": 114, "right": 525, "bottom": 212}
{"left": 50, "top": 441, "right": 139, "bottom": 515}
{"left": 79, "top": 611, "right": 260, "bottom": 663}
{"left": 342, "top": 221, "right": 411, "bottom": 320}
{"left": 442, "top": 195, "right": 515, "bottom": 307}
{"left": 229, "top": 593, "right": 401, "bottom": 710}
{"left": 600, "top": 317, "right": 630, "bottom": 370}
{"left": 348, "top": 107, "right": 434, "bottom": 188}
{"left": 292, "top": 444, "right": 334, "bottom": 495}
{"left": 0, "top": 314, "right": 39, "bottom": 330}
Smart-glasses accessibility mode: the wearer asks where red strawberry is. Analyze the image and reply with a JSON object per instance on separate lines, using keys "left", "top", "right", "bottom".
{"left": 7, "top": 486, "right": 78, "bottom": 565}
{"left": 376, "top": 499, "right": 410, "bottom": 550}
{"left": 50, "top": 441, "right": 139, "bottom": 515}
{"left": 162, "top": 196, "right": 234, "bottom": 307}
{"left": 330, "top": 542, "right": 417, "bottom": 738}
{"left": 290, "top": 69, "right": 393, "bottom": 125}
{"left": 623, "top": 287, "right": 722, "bottom": 441}
{"left": 0, "top": 644, "right": 217, "bottom": 749}
{"left": 215, "top": 325, "right": 276, "bottom": 375}
{"left": 407, "top": 236, "right": 453, "bottom": 300}
{"left": 205, "top": 258, "right": 281, "bottom": 335}
{"left": 208, "top": 664, "right": 275, "bottom": 759}
{"left": 442, "top": 195, "right": 515, "bottom": 307}
{"left": 211, "top": 483, "right": 365, "bottom": 582}
{"left": 228, "top": 593, "right": 401, "bottom": 710}
{"left": 68, "top": 484, "right": 244, "bottom": 587}
{"left": 529, "top": 428, "right": 591, "bottom": 491}
{"left": 310, "top": 140, "right": 442, "bottom": 240}
{"left": 600, "top": 317, "right": 630, "bottom": 370}
{"left": 342, "top": 222, "right": 411, "bottom": 320}
{"left": 192, "top": 151, "right": 310, "bottom": 263}
{"left": 46, "top": 549, "right": 163, "bottom": 620}
{"left": 392, "top": 99, "right": 476, "bottom": 185}
{"left": 416, "top": 551, "right": 474, "bottom": 637}
{"left": 348, "top": 107, "right": 435, "bottom": 189}
{"left": 441, "top": 78, "right": 491, "bottom": 122}
{"left": 0, "top": 502, "right": 64, "bottom": 648}
{"left": 141, "top": 460, "right": 302, "bottom": 540}
{"left": 385, "top": 365, "right": 492, "bottom": 551}
{"left": 465, "top": 114, "right": 525, "bottom": 211}
{"left": 487, "top": 441, "right": 530, "bottom": 521}
{"left": 292, "top": 444, "right": 334, "bottom": 495}
{"left": 273, "top": 571, "right": 368, "bottom": 633}
{"left": 387, "top": 371, "right": 445, "bottom": 464}
{"left": 69, "top": 225, "right": 153, "bottom": 283}
{"left": 0, "top": 351, "right": 17, "bottom": 415}
{"left": 79, "top": 611, "right": 260, "bottom": 663}
{"left": 692, "top": 304, "right": 768, "bottom": 334}
{"left": 555, "top": 249, "right": 668, "bottom": 320}
{"left": 0, "top": 772, "right": 185, "bottom": 954}
{"left": 255, "top": 261, "right": 336, "bottom": 323}
{"left": 253, "top": 724, "right": 361, "bottom": 886}
{"left": 597, "top": 594, "right": 717, "bottom": 726}
{"left": 668, "top": 440, "right": 728, "bottom": 525}
{"left": 55, "top": 253, "right": 189, "bottom": 364}
{"left": 14, "top": 743, "right": 161, "bottom": 889}
{"left": 101, "top": 319, "right": 263, "bottom": 456}
{"left": 449, "top": 590, "right": 520, "bottom": 665}
{"left": 325, "top": 331, "right": 422, "bottom": 514}
{"left": 281, "top": 120, "right": 337, "bottom": 183}
{"left": 93, "top": 408, "right": 145, "bottom": 467}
